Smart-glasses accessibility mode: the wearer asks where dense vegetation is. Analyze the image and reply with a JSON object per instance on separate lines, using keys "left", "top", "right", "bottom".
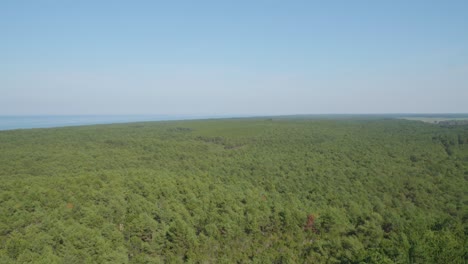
{"left": 0, "top": 118, "right": 467, "bottom": 263}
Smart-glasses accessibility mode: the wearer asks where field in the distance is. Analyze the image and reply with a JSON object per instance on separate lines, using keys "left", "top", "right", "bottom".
{"left": 397, "top": 113, "right": 468, "bottom": 124}
{"left": 0, "top": 118, "right": 466, "bottom": 263}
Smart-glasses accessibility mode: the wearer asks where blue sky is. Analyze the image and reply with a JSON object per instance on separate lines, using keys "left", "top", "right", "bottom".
{"left": 1, "top": 0, "right": 467, "bottom": 115}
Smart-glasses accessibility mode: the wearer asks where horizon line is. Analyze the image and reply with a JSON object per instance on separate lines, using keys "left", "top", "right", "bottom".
{"left": 1, "top": 113, "right": 468, "bottom": 117}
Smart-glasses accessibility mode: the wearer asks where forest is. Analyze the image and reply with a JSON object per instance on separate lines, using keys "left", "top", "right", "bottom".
{"left": 0, "top": 117, "right": 466, "bottom": 263}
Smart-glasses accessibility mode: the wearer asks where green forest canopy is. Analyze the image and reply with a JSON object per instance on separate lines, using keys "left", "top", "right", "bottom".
{"left": 0, "top": 118, "right": 467, "bottom": 263}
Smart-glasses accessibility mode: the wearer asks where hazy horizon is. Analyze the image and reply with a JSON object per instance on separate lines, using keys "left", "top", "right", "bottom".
{"left": 2, "top": 1, "right": 467, "bottom": 115}
{"left": 1, "top": 113, "right": 468, "bottom": 118}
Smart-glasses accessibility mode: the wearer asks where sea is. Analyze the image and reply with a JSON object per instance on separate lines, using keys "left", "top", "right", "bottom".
{"left": 0, "top": 115, "right": 223, "bottom": 131}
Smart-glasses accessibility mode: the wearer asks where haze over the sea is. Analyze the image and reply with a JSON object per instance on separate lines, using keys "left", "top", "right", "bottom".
{"left": 1, "top": 1, "right": 467, "bottom": 115}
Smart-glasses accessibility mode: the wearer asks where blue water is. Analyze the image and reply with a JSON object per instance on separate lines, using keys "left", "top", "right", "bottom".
{"left": 0, "top": 115, "right": 217, "bottom": 131}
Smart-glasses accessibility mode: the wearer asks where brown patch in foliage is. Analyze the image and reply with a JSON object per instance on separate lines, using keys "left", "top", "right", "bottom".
{"left": 304, "top": 214, "right": 317, "bottom": 233}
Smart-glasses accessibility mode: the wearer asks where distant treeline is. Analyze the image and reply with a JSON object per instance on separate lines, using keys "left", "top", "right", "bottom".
{"left": 436, "top": 120, "right": 468, "bottom": 126}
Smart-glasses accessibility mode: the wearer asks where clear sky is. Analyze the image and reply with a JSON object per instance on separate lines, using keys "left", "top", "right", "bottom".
{"left": 1, "top": 0, "right": 467, "bottom": 115}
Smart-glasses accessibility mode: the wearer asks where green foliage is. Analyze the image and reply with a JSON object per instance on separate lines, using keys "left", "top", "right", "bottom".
{"left": 0, "top": 118, "right": 466, "bottom": 263}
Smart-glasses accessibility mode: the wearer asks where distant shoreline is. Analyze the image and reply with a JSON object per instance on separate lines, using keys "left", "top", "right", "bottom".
{"left": 1, "top": 113, "right": 467, "bottom": 131}
{"left": 0, "top": 115, "right": 228, "bottom": 131}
